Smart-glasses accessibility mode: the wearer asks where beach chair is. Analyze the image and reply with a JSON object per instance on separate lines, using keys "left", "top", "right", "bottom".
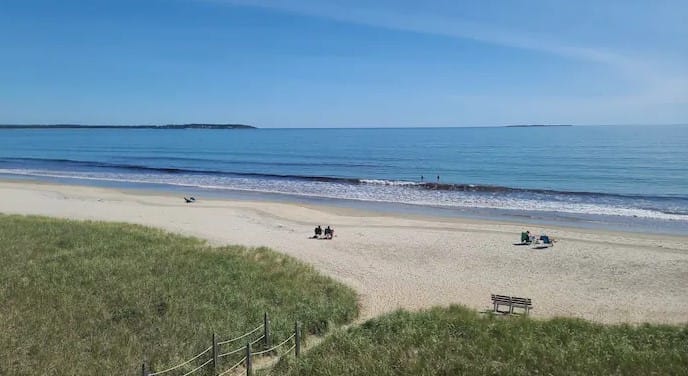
{"left": 531, "top": 235, "right": 554, "bottom": 249}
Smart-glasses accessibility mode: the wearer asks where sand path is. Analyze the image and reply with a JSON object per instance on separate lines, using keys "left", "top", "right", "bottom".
{"left": 1, "top": 181, "right": 687, "bottom": 324}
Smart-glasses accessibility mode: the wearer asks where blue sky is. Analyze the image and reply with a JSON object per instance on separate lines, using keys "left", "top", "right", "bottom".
{"left": 1, "top": 0, "right": 686, "bottom": 127}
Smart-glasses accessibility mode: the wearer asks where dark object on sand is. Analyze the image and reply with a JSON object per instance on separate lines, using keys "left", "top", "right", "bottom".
{"left": 184, "top": 197, "right": 196, "bottom": 203}
{"left": 490, "top": 294, "right": 533, "bottom": 315}
{"left": 513, "top": 231, "right": 532, "bottom": 245}
{"left": 514, "top": 231, "right": 533, "bottom": 245}
{"left": 310, "top": 225, "right": 335, "bottom": 240}
{"left": 532, "top": 235, "right": 554, "bottom": 249}
{"left": 323, "top": 226, "right": 334, "bottom": 239}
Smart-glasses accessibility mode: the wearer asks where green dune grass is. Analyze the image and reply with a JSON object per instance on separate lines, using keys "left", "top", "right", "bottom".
{"left": 0, "top": 214, "right": 358, "bottom": 375}
{"left": 271, "top": 306, "right": 688, "bottom": 376}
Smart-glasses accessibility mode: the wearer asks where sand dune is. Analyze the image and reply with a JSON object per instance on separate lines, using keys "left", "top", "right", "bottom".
{"left": 1, "top": 180, "right": 687, "bottom": 324}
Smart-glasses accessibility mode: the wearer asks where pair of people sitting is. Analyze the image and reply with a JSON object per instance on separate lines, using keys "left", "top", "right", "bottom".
{"left": 521, "top": 231, "right": 554, "bottom": 246}
{"left": 520, "top": 231, "right": 554, "bottom": 243}
{"left": 313, "top": 225, "right": 334, "bottom": 239}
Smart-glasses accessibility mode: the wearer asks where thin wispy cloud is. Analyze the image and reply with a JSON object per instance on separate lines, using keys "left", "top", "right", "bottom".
{"left": 209, "top": 0, "right": 625, "bottom": 65}
{"left": 204, "top": 0, "right": 688, "bottom": 106}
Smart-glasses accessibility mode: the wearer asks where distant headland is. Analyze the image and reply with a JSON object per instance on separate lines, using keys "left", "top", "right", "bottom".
{"left": 504, "top": 124, "right": 572, "bottom": 128}
{"left": 0, "top": 124, "right": 256, "bottom": 129}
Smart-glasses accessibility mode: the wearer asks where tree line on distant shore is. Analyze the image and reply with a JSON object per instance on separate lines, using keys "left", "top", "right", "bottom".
{"left": 0, "top": 123, "right": 256, "bottom": 129}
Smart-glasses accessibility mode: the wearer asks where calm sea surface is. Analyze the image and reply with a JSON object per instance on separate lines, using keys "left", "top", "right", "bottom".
{"left": 1, "top": 125, "right": 687, "bottom": 233}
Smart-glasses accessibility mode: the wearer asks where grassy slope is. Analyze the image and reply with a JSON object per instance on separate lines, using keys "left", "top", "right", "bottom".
{"left": 272, "top": 306, "right": 688, "bottom": 376}
{"left": 0, "top": 214, "right": 358, "bottom": 375}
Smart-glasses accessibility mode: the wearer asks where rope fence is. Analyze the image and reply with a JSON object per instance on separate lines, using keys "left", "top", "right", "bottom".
{"left": 218, "top": 346, "right": 245, "bottom": 359}
{"left": 180, "top": 358, "right": 212, "bottom": 376}
{"left": 141, "top": 313, "right": 302, "bottom": 376}
{"left": 248, "top": 335, "right": 265, "bottom": 347}
{"left": 217, "top": 356, "right": 247, "bottom": 376}
{"left": 217, "top": 324, "right": 263, "bottom": 346}
{"left": 251, "top": 333, "right": 295, "bottom": 356}
{"left": 147, "top": 346, "right": 212, "bottom": 376}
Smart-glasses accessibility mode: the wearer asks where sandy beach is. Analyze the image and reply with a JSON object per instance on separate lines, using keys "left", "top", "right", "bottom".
{"left": 1, "top": 180, "right": 687, "bottom": 324}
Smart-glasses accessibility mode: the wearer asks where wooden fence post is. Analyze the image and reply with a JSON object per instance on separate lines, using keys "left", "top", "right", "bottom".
{"left": 212, "top": 332, "right": 218, "bottom": 375}
{"left": 245, "top": 342, "right": 253, "bottom": 376}
{"left": 141, "top": 362, "right": 148, "bottom": 376}
{"left": 264, "top": 312, "right": 271, "bottom": 349}
{"left": 294, "top": 321, "right": 301, "bottom": 357}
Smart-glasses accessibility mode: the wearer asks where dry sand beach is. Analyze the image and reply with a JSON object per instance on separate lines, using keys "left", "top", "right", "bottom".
{"left": 1, "top": 180, "right": 687, "bottom": 324}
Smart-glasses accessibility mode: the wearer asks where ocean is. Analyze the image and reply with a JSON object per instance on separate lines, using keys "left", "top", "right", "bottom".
{"left": 1, "top": 125, "right": 687, "bottom": 234}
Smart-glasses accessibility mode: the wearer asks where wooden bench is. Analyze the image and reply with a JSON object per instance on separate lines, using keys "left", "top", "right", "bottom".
{"left": 510, "top": 296, "right": 533, "bottom": 315}
{"left": 490, "top": 294, "right": 533, "bottom": 316}
{"left": 491, "top": 294, "right": 512, "bottom": 314}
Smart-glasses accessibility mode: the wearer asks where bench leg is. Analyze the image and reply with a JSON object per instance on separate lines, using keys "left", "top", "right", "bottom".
{"left": 495, "top": 302, "right": 506, "bottom": 314}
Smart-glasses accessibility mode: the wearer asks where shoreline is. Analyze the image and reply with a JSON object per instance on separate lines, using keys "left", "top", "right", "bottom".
{"left": 1, "top": 179, "right": 687, "bottom": 325}
{"left": 2, "top": 173, "right": 686, "bottom": 236}
{"left": 5, "top": 175, "right": 688, "bottom": 239}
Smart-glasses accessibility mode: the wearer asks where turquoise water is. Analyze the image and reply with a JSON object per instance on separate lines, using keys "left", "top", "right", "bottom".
{"left": 1, "top": 125, "right": 687, "bottom": 232}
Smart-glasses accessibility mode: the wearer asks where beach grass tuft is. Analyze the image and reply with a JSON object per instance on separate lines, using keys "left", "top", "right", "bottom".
{"left": 270, "top": 306, "right": 688, "bottom": 375}
{"left": 0, "top": 214, "right": 358, "bottom": 375}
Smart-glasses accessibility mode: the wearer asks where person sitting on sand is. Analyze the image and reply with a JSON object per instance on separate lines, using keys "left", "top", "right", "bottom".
{"left": 324, "top": 226, "right": 333, "bottom": 239}
{"left": 314, "top": 225, "right": 322, "bottom": 238}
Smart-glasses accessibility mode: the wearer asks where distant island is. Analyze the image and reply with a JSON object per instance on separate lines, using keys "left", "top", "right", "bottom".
{"left": 505, "top": 124, "right": 572, "bottom": 128}
{"left": 0, "top": 124, "right": 256, "bottom": 129}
